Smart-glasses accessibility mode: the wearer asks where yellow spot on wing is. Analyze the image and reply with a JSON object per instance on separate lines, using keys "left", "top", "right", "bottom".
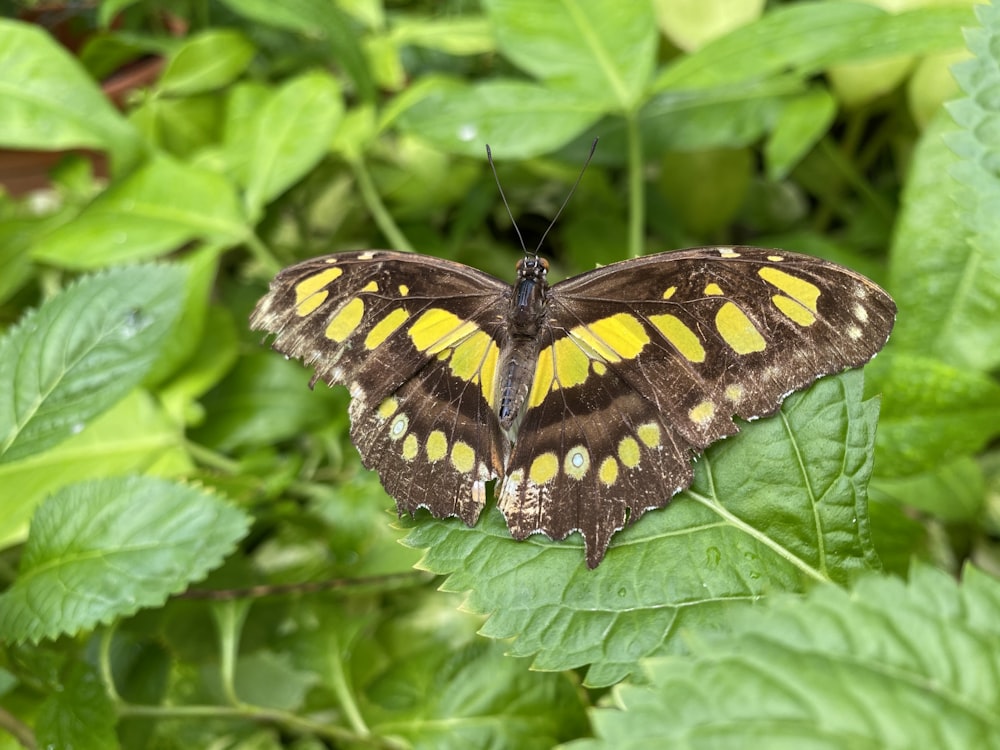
{"left": 637, "top": 422, "right": 661, "bottom": 447}
{"left": 564, "top": 446, "right": 590, "bottom": 480}
{"left": 772, "top": 295, "right": 816, "bottom": 326}
{"left": 325, "top": 297, "right": 365, "bottom": 342}
{"left": 716, "top": 302, "right": 766, "bottom": 354}
{"left": 724, "top": 384, "right": 744, "bottom": 403}
{"left": 426, "top": 430, "right": 447, "bottom": 462}
{"left": 529, "top": 452, "right": 559, "bottom": 484}
{"left": 479, "top": 341, "right": 500, "bottom": 409}
{"left": 409, "top": 309, "right": 480, "bottom": 354}
{"left": 449, "top": 331, "right": 495, "bottom": 382}
{"left": 618, "top": 436, "right": 640, "bottom": 468}
{"left": 399, "top": 284, "right": 410, "bottom": 296}
{"left": 361, "top": 280, "right": 379, "bottom": 293}
{"left": 364, "top": 308, "right": 411, "bottom": 349}
{"left": 294, "top": 267, "right": 343, "bottom": 316}
{"left": 689, "top": 400, "right": 716, "bottom": 426}
{"left": 377, "top": 397, "right": 399, "bottom": 419}
{"left": 528, "top": 345, "right": 556, "bottom": 409}
{"left": 450, "top": 441, "right": 475, "bottom": 473}
{"left": 758, "top": 267, "right": 820, "bottom": 313}
{"left": 598, "top": 456, "right": 619, "bottom": 486}
{"left": 402, "top": 434, "right": 418, "bottom": 460}
{"left": 649, "top": 314, "right": 706, "bottom": 363}
{"left": 662, "top": 286, "right": 677, "bottom": 299}
{"left": 583, "top": 314, "right": 650, "bottom": 360}
{"left": 552, "top": 336, "right": 593, "bottom": 389}
{"left": 704, "top": 283, "right": 724, "bottom": 296}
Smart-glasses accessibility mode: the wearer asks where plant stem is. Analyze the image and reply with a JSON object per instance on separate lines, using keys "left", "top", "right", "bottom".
{"left": 350, "top": 156, "right": 415, "bottom": 253}
{"left": 626, "top": 112, "right": 645, "bottom": 258}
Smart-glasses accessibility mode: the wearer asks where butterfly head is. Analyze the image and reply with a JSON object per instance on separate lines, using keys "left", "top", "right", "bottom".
{"left": 516, "top": 255, "right": 549, "bottom": 282}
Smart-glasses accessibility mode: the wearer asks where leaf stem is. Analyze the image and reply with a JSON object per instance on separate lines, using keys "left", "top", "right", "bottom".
{"left": 625, "top": 111, "right": 645, "bottom": 258}
{"left": 350, "top": 156, "right": 415, "bottom": 253}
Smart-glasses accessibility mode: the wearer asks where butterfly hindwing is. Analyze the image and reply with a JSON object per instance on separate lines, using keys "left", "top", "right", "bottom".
{"left": 251, "top": 251, "right": 509, "bottom": 524}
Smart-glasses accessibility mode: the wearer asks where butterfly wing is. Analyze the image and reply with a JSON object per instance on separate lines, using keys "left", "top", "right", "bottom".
{"left": 499, "top": 246, "right": 896, "bottom": 567}
{"left": 251, "top": 250, "right": 510, "bottom": 525}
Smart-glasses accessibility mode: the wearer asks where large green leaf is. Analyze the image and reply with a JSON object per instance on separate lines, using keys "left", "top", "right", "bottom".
{"left": 572, "top": 564, "right": 1000, "bottom": 749}
{"left": 236, "top": 71, "right": 343, "bottom": 220}
{"left": 0, "top": 19, "right": 141, "bottom": 171}
{"left": 655, "top": 2, "right": 974, "bottom": 91}
{"left": 394, "top": 77, "right": 602, "bottom": 158}
{"left": 404, "top": 370, "right": 881, "bottom": 687}
{"left": 0, "top": 265, "right": 186, "bottom": 463}
{"left": 30, "top": 155, "right": 249, "bottom": 268}
{"left": 867, "top": 351, "right": 1000, "bottom": 478}
{"left": 156, "top": 29, "right": 256, "bottom": 97}
{"left": 0, "top": 476, "right": 250, "bottom": 643}
{"left": 0, "top": 389, "right": 191, "bottom": 550}
{"left": 483, "top": 0, "right": 657, "bottom": 110}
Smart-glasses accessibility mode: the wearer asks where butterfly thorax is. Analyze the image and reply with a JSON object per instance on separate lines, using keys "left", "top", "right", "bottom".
{"left": 496, "top": 256, "right": 550, "bottom": 434}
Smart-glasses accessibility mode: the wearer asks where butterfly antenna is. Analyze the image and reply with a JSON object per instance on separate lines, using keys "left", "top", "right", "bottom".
{"left": 486, "top": 144, "right": 529, "bottom": 255}
{"left": 533, "top": 137, "right": 599, "bottom": 256}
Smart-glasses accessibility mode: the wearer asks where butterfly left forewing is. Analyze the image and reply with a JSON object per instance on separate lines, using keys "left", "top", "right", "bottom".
{"left": 251, "top": 250, "right": 509, "bottom": 527}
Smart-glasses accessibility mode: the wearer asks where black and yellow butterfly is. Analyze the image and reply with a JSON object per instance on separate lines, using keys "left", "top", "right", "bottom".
{"left": 251, "top": 246, "right": 895, "bottom": 567}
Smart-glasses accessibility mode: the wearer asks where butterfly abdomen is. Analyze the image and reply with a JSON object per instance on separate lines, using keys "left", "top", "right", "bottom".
{"left": 497, "top": 257, "right": 550, "bottom": 432}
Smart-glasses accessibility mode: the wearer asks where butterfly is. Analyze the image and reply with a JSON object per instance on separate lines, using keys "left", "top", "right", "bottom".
{"left": 250, "top": 244, "right": 895, "bottom": 568}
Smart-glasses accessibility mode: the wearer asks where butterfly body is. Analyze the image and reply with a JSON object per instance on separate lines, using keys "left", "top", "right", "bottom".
{"left": 251, "top": 247, "right": 895, "bottom": 567}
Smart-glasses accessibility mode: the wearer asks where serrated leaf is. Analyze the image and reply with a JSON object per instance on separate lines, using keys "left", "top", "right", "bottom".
{"left": 0, "top": 18, "right": 141, "bottom": 170}
{"left": 0, "top": 389, "right": 191, "bottom": 550}
{"left": 928, "top": 1, "right": 1000, "bottom": 372}
{"left": 404, "top": 370, "right": 880, "bottom": 687}
{"left": 395, "top": 77, "right": 602, "bottom": 158}
{"left": 655, "top": 3, "right": 973, "bottom": 91}
{"left": 0, "top": 265, "right": 187, "bottom": 463}
{"left": 0, "top": 476, "right": 250, "bottom": 643}
{"left": 238, "top": 71, "right": 343, "bottom": 219}
{"left": 573, "top": 564, "right": 1000, "bottom": 749}
{"left": 483, "top": 0, "right": 656, "bottom": 109}
{"left": 157, "top": 29, "right": 256, "bottom": 96}
{"left": 30, "top": 155, "right": 250, "bottom": 268}
{"left": 867, "top": 351, "right": 1000, "bottom": 478}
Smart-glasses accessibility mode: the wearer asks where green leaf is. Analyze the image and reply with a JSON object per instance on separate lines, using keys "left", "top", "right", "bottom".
{"left": 0, "top": 476, "right": 250, "bottom": 642}
{"left": 870, "top": 457, "right": 985, "bottom": 524}
{"left": 765, "top": 86, "right": 837, "bottom": 180}
{"left": 388, "top": 16, "right": 495, "bottom": 56}
{"left": 654, "top": 0, "right": 765, "bottom": 51}
{"left": 929, "top": 1, "right": 1000, "bottom": 372}
{"left": 0, "top": 389, "right": 191, "bottom": 550}
{"left": 217, "top": 0, "right": 374, "bottom": 101}
{"left": 238, "top": 71, "right": 343, "bottom": 219}
{"left": 404, "top": 370, "right": 881, "bottom": 687}
{"left": 868, "top": 351, "right": 1000, "bottom": 478}
{"left": 483, "top": 0, "right": 657, "bottom": 110}
{"left": 655, "top": 3, "right": 974, "bottom": 91}
{"left": 157, "top": 29, "right": 256, "bottom": 97}
{"left": 574, "top": 564, "right": 1000, "bottom": 749}
{"left": 886, "top": 112, "right": 994, "bottom": 368}
{"left": 0, "top": 18, "right": 141, "bottom": 171}
{"left": 361, "top": 594, "right": 588, "bottom": 749}
{"left": 30, "top": 155, "right": 249, "bottom": 268}
{"left": 0, "top": 265, "right": 187, "bottom": 463}
{"left": 395, "top": 77, "right": 602, "bottom": 158}
{"left": 191, "top": 351, "right": 346, "bottom": 452}
{"left": 36, "top": 662, "right": 117, "bottom": 750}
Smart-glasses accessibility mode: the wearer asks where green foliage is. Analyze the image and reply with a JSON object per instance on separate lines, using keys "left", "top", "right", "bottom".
{"left": 0, "top": 0, "right": 997, "bottom": 748}
{"left": 573, "top": 564, "right": 1000, "bottom": 750}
